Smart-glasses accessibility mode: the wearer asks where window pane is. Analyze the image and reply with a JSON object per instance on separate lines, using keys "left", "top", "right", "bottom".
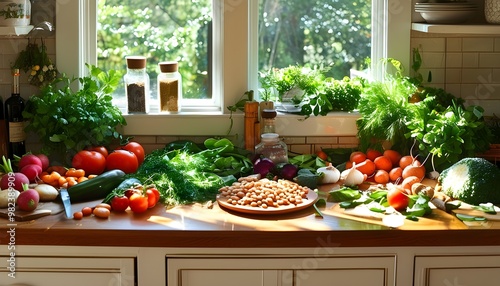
{"left": 97, "top": 0, "right": 212, "bottom": 112}
{"left": 259, "top": 0, "right": 371, "bottom": 79}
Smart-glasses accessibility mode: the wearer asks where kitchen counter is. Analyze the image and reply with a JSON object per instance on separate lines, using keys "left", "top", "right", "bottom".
{"left": 2, "top": 189, "right": 500, "bottom": 249}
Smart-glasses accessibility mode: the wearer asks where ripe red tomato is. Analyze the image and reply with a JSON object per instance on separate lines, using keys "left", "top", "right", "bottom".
{"left": 72, "top": 150, "right": 106, "bottom": 175}
{"left": 110, "top": 195, "right": 129, "bottom": 212}
{"left": 120, "top": 142, "right": 145, "bottom": 165}
{"left": 387, "top": 186, "right": 409, "bottom": 211}
{"left": 129, "top": 193, "right": 149, "bottom": 213}
{"left": 87, "top": 146, "right": 109, "bottom": 158}
{"left": 106, "top": 150, "right": 139, "bottom": 174}
{"left": 146, "top": 188, "right": 160, "bottom": 208}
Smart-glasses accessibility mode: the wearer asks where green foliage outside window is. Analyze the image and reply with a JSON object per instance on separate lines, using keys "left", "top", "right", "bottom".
{"left": 97, "top": 0, "right": 371, "bottom": 100}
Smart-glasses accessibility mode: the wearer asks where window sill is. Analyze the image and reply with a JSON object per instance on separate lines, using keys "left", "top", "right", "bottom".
{"left": 120, "top": 112, "right": 360, "bottom": 137}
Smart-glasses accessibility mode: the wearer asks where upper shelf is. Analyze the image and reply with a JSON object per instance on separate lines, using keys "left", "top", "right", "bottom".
{"left": 412, "top": 23, "right": 500, "bottom": 34}
{"left": 0, "top": 25, "right": 33, "bottom": 36}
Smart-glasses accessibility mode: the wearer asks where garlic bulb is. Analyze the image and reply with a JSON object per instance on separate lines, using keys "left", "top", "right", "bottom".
{"left": 317, "top": 163, "right": 341, "bottom": 184}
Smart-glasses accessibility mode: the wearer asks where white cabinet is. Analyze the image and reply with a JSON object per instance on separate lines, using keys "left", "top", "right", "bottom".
{"left": 0, "top": 256, "right": 135, "bottom": 286}
{"left": 414, "top": 255, "right": 500, "bottom": 286}
{"left": 167, "top": 256, "right": 396, "bottom": 286}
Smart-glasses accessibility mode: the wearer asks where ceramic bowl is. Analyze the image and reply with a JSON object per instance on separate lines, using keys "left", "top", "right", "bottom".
{"left": 417, "top": 9, "right": 475, "bottom": 24}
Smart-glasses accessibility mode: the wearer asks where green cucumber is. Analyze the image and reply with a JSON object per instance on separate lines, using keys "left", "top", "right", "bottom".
{"left": 67, "top": 169, "right": 126, "bottom": 202}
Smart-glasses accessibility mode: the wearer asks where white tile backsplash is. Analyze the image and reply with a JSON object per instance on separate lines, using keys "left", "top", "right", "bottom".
{"left": 446, "top": 53, "right": 462, "bottom": 68}
{"left": 463, "top": 53, "right": 479, "bottom": 68}
{"left": 421, "top": 52, "right": 446, "bottom": 68}
{"left": 463, "top": 38, "right": 495, "bottom": 52}
{"left": 479, "top": 53, "right": 500, "bottom": 68}
{"left": 447, "top": 38, "right": 462, "bottom": 52}
{"left": 446, "top": 69, "right": 462, "bottom": 84}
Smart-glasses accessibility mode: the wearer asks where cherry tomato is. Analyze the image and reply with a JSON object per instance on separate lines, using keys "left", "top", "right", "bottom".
{"left": 72, "top": 150, "right": 106, "bottom": 175}
{"left": 111, "top": 195, "right": 129, "bottom": 212}
{"left": 146, "top": 188, "right": 160, "bottom": 208}
{"left": 124, "top": 189, "right": 136, "bottom": 199}
{"left": 387, "top": 186, "right": 409, "bottom": 211}
{"left": 148, "top": 187, "right": 161, "bottom": 204}
{"left": 316, "top": 150, "right": 328, "bottom": 161}
{"left": 87, "top": 146, "right": 109, "bottom": 158}
{"left": 129, "top": 193, "right": 149, "bottom": 213}
{"left": 106, "top": 150, "right": 139, "bottom": 174}
{"left": 120, "top": 142, "right": 145, "bottom": 165}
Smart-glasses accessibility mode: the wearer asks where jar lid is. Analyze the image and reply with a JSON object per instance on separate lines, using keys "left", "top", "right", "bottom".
{"left": 261, "top": 133, "right": 279, "bottom": 140}
{"left": 261, "top": 109, "right": 277, "bottom": 119}
{"left": 126, "top": 56, "right": 147, "bottom": 69}
{"left": 159, "top": 61, "right": 178, "bottom": 73}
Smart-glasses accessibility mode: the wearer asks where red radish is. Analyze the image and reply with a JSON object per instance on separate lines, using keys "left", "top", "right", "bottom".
{"left": 35, "top": 154, "right": 50, "bottom": 171}
{"left": 18, "top": 154, "right": 43, "bottom": 170}
{"left": 20, "top": 164, "right": 43, "bottom": 183}
{"left": 17, "top": 188, "right": 39, "bottom": 211}
{"left": 0, "top": 172, "right": 30, "bottom": 192}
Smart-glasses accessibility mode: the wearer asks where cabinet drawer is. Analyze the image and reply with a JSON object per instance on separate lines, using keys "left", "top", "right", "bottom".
{"left": 414, "top": 255, "right": 500, "bottom": 286}
{"left": 0, "top": 256, "right": 135, "bottom": 286}
{"left": 167, "top": 255, "right": 395, "bottom": 286}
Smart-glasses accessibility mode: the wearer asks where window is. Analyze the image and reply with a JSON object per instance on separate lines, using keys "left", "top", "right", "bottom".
{"left": 55, "top": 0, "right": 411, "bottom": 136}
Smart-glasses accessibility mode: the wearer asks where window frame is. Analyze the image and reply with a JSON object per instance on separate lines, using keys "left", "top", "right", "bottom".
{"left": 55, "top": 0, "right": 411, "bottom": 137}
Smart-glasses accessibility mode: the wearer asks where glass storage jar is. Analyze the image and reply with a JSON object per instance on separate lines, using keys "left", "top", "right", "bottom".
{"left": 124, "top": 56, "right": 149, "bottom": 114}
{"left": 255, "top": 133, "right": 288, "bottom": 164}
{"left": 157, "top": 61, "right": 182, "bottom": 112}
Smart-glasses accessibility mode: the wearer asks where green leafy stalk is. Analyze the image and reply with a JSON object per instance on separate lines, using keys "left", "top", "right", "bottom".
{"left": 23, "top": 64, "right": 126, "bottom": 159}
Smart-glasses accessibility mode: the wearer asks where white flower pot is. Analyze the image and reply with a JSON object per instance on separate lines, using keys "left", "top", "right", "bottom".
{"left": 0, "top": 0, "right": 31, "bottom": 27}
{"left": 485, "top": 0, "right": 500, "bottom": 24}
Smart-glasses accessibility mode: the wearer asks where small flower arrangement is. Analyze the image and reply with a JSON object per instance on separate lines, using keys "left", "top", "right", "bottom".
{"left": 12, "top": 38, "right": 59, "bottom": 88}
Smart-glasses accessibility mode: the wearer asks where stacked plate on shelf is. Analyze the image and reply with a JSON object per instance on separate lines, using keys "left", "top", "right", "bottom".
{"left": 415, "top": 1, "right": 478, "bottom": 24}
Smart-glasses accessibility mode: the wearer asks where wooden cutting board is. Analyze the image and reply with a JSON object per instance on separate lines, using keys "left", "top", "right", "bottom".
{"left": 0, "top": 201, "right": 64, "bottom": 221}
{"left": 326, "top": 203, "right": 467, "bottom": 230}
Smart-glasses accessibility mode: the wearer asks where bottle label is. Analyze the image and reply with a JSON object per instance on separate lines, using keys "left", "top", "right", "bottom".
{"left": 8, "top": 122, "right": 26, "bottom": 143}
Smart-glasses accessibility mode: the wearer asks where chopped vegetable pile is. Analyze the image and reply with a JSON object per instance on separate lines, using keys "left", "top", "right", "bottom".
{"left": 128, "top": 139, "right": 254, "bottom": 206}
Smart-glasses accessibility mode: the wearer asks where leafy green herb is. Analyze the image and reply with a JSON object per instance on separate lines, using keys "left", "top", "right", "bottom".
{"left": 23, "top": 64, "right": 125, "bottom": 158}
{"left": 300, "top": 77, "right": 362, "bottom": 117}
{"left": 329, "top": 187, "right": 362, "bottom": 202}
{"left": 293, "top": 168, "right": 320, "bottom": 189}
{"left": 226, "top": 90, "right": 254, "bottom": 135}
{"left": 313, "top": 198, "right": 326, "bottom": 218}
{"left": 133, "top": 148, "right": 224, "bottom": 206}
{"left": 406, "top": 99, "right": 492, "bottom": 170}
{"left": 356, "top": 64, "right": 417, "bottom": 154}
{"left": 259, "top": 65, "right": 326, "bottom": 102}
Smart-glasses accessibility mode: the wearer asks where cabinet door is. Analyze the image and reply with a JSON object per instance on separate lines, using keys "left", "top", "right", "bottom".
{"left": 414, "top": 255, "right": 500, "bottom": 286}
{"left": 167, "top": 256, "right": 395, "bottom": 286}
{"left": 0, "top": 256, "right": 135, "bottom": 286}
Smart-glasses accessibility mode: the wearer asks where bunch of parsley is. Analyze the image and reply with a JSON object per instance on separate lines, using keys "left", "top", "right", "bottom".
{"left": 23, "top": 64, "right": 126, "bottom": 159}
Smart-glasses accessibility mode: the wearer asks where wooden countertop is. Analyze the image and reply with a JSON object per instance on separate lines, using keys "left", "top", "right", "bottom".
{"left": 1, "top": 189, "right": 500, "bottom": 248}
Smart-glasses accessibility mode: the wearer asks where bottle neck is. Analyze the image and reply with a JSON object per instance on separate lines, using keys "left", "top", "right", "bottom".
{"left": 12, "top": 69, "right": 20, "bottom": 95}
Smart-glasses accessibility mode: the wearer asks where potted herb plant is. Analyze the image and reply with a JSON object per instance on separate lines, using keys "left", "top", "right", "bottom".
{"left": 258, "top": 65, "right": 326, "bottom": 112}
{"left": 22, "top": 64, "right": 126, "bottom": 164}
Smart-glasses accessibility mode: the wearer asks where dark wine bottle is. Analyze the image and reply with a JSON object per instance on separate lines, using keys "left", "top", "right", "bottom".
{"left": 0, "top": 96, "right": 7, "bottom": 158}
{"left": 5, "top": 69, "right": 26, "bottom": 159}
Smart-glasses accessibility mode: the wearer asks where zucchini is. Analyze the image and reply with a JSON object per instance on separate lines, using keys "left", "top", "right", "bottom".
{"left": 101, "top": 177, "right": 142, "bottom": 204}
{"left": 67, "top": 169, "right": 126, "bottom": 202}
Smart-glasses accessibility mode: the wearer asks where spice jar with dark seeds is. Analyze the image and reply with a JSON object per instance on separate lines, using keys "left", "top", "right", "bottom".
{"left": 157, "top": 61, "right": 182, "bottom": 112}
{"left": 124, "top": 56, "right": 149, "bottom": 114}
